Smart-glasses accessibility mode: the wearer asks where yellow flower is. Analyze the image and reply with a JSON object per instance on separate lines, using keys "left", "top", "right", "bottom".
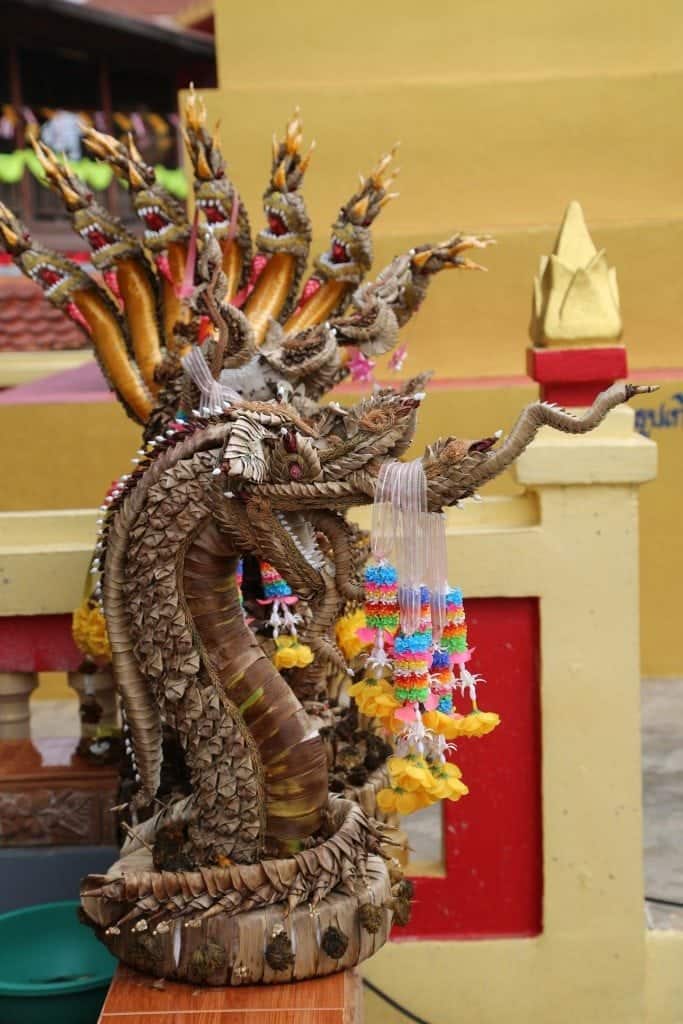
{"left": 377, "top": 786, "right": 435, "bottom": 816}
{"left": 348, "top": 678, "right": 399, "bottom": 720}
{"left": 456, "top": 710, "right": 501, "bottom": 738}
{"left": 335, "top": 609, "right": 369, "bottom": 661}
{"left": 429, "top": 761, "right": 469, "bottom": 802}
{"left": 274, "top": 647, "right": 297, "bottom": 669}
{"left": 72, "top": 600, "right": 111, "bottom": 662}
{"left": 376, "top": 787, "right": 398, "bottom": 813}
{"left": 387, "top": 755, "right": 437, "bottom": 794}
{"left": 422, "top": 709, "right": 465, "bottom": 740}
{"left": 424, "top": 708, "right": 500, "bottom": 739}
{"left": 294, "top": 643, "right": 314, "bottom": 668}
{"left": 272, "top": 636, "right": 314, "bottom": 670}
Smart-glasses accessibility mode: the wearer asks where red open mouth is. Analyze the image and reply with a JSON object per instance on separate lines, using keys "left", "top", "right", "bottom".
{"left": 38, "top": 267, "right": 62, "bottom": 287}
{"left": 35, "top": 263, "right": 67, "bottom": 295}
{"left": 204, "top": 202, "right": 227, "bottom": 225}
{"left": 141, "top": 208, "right": 171, "bottom": 233}
{"left": 85, "top": 225, "right": 114, "bottom": 251}
{"left": 267, "top": 211, "right": 288, "bottom": 237}
{"left": 331, "top": 240, "right": 349, "bottom": 263}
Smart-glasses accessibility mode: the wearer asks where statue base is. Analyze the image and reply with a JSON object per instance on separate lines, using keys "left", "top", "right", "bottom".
{"left": 80, "top": 799, "right": 395, "bottom": 985}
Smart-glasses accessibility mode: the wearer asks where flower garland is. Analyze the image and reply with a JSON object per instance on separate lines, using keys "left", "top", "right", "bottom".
{"left": 344, "top": 458, "right": 501, "bottom": 816}
{"left": 258, "top": 561, "right": 314, "bottom": 671}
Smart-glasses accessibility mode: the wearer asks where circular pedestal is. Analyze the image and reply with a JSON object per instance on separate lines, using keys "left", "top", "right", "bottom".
{"left": 81, "top": 852, "right": 392, "bottom": 985}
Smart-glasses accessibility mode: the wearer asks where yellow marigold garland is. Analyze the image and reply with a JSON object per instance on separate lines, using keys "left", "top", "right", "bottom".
{"left": 335, "top": 609, "right": 370, "bottom": 662}
{"left": 272, "top": 634, "right": 314, "bottom": 670}
{"left": 377, "top": 754, "right": 469, "bottom": 810}
{"left": 72, "top": 599, "right": 111, "bottom": 663}
{"left": 340, "top": 571, "right": 502, "bottom": 818}
{"left": 347, "top": 677, "right": 399, "bottom": 720}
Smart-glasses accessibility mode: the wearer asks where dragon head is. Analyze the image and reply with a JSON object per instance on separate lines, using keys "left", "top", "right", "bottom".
{"left": 183, "top": 87, "right": 245, "bottom": 248}
{"left": 210, "top": 390, "right": 422, "bottom": 588}
{"left": 0, "top": 201, "right": 31, "bottom": 256}
{"left": 257, "top": 110, "right": 312, "bottom": 259}
{"left": 19, "top": 248, "right": 95, "bottom": 309}
{"left": 83, "top": 126, "right": 188, "bottom": 252}
{"left": 31, "top": 137, "right": 140, "bottom": 270}
{"left": 0, "top": 202, "right": 93, "bottom": 309}
{"left": 315, "top": 147, "right": 399, "bottom": 284}
{"left": 218, "top": 388, "right": 422, "bottom": 508}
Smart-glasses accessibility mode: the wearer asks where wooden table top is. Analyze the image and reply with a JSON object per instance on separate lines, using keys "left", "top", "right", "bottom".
{"left": 0, "top": 737, "right": 118, "bottom": 783}
{"left": 98, "top": 965, "right": 362, "bottom": 1023}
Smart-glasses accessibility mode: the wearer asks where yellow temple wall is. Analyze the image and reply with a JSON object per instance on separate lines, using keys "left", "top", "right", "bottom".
{"left": 2, "top": 371, "right": 678, "bottom": 679}
{"left": 198, "top": 0, "right": 683, "bottom": 379}
{"left": 202, "top": 0, "right": 683, "bottom": 676}
{"left": 2, "top": 1, "right": 682, "bottom": 673}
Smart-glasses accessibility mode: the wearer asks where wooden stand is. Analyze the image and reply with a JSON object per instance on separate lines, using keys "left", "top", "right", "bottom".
{"left": 98, "top": 964, "right": 362, "bottom": 1023}
{"left": 0, "top": 738, "right": 118, "bottom": 845}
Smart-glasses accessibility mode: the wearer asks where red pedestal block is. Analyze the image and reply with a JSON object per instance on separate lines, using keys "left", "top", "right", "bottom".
{"left": 527, "top": 345, "right": 628, "bottom": 406}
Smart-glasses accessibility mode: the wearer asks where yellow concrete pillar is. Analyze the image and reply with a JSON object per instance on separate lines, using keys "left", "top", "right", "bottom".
{"left": 363, "top": 406, "right": 659, "bottom": 1023}
{"left": 0, "top": 671, "right": 38, "bottom": 739}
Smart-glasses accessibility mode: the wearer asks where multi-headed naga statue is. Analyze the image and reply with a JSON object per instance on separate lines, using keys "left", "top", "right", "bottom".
{"left": 0, "top": 94, "right": 654, "bottom": 984}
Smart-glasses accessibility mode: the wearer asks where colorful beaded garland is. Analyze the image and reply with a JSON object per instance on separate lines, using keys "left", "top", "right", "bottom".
{"left": 441, "top": 587, "right": 469, "bottom": 661}
{"left": 362, "top": 559, "right": 400, "bottom": 636}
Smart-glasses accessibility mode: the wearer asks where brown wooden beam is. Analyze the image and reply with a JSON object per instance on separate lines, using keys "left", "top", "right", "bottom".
{"left": 7, "top": 42, "right": 33, "bottom": 223}
{"left": 98, "top": 58, "right": 119, "bottom": 217}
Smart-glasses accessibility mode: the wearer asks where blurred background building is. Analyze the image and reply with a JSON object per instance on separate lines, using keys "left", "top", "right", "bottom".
{"left": 0, "top": 0, "right": 214, "bottom": 352}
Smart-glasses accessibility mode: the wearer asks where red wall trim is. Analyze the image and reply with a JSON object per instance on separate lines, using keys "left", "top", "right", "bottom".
{"left": 397, "top": 597, "right": 542, "bottom": 940}
{"left": 0, "top": 614, "right": 81, "bottom": 672}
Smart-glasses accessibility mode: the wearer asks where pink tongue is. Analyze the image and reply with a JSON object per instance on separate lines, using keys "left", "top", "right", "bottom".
{"left": 331, "top": 242, "right": 347, "bottom": 263}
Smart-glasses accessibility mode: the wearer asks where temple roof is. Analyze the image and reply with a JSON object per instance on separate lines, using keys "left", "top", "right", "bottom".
{"left": 6, "top": 0, "right": 215, "bottom": 67}
{"left": 0, "top": 271, "right": 86, "bottom": 353}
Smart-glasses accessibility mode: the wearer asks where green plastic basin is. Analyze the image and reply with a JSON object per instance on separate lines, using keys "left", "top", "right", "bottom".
{"left": 0, "top": 901, "right": 116, "bottom": 1024}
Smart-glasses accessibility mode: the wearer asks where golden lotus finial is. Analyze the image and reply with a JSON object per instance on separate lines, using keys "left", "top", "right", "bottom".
{"left": 530, "top": 200, "right": 622, "bottom": 345}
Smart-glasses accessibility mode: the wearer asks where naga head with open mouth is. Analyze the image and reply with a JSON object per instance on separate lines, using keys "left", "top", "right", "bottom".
{"left": 31, "top": 136, "right": 140, "bottom": 270}
{"left": 134, "top": 188, "right": 189, "bottom": 252}
{"left": 19, "top": 249, "right": 95, "bottom": 309}
{"left": 0, "top": 201, "right": 93, "bottom": 309}
{"left": 205, "top": 385, "right": 522, "bottom": 603}
{"left": 83, "top": 125, "right": 188, "bottom": 254}
{"left": 184, "top": 86, "right": 251, "bottom": 258}
{"left": 316, "top": 146, "right": 399, "bottom": 284}
{"left": 256, "top": 109, "right": 313, "bottom": 259}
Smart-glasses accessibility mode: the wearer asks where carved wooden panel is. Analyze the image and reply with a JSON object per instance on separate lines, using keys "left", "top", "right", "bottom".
{"left": 0, "top": 738, "right": 118, "bottom": 846}
{"left": 0, "top": 788, "right": 99, "bottom": 845}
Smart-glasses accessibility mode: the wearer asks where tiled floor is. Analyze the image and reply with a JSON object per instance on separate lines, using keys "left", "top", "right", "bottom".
{"left": 29, "top": 680, "right": 683, "bottom": 928}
